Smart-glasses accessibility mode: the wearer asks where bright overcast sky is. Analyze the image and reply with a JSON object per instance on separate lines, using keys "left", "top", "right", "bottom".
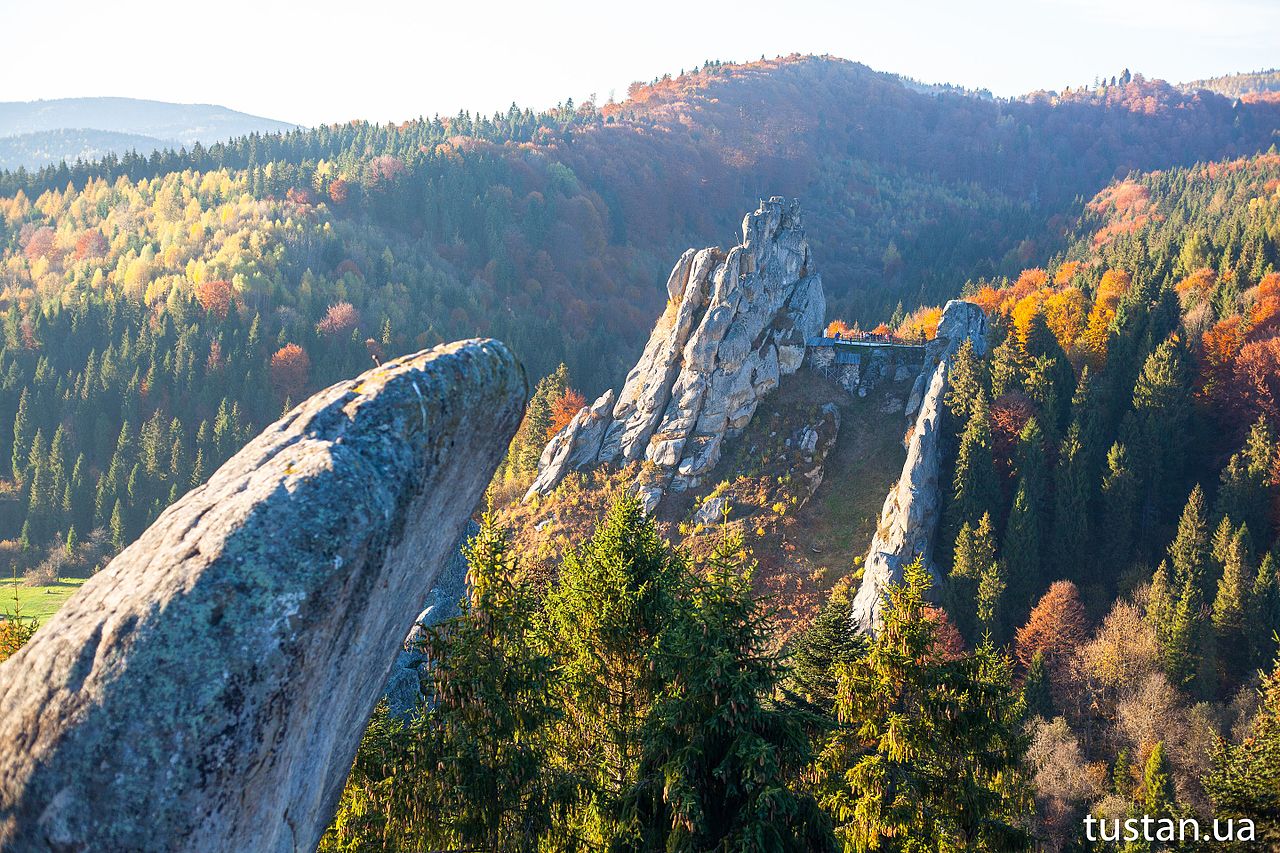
{"left": 2, "top": 0, "right": 1277, "bottom": 126}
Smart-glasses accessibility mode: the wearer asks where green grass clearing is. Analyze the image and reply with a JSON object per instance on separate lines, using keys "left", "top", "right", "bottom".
{"left": 2, "top": 577, "right": 89, "bottom": 624}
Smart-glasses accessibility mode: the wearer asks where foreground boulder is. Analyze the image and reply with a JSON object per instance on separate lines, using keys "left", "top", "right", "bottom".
{"left": 526, "top": 197, "right": 825, "bottom": 511}
{"left": 0, "top": 339, "right": 525, "bottom": 853}
{"left": 850, "top": 301, "right": 987, "bottom": 632}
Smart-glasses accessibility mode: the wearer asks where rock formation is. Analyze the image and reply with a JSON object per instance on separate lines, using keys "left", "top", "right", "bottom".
{"left": 850, "top": 300, "right": 987, "bottom": 633}
{"left": 526, "top": 198, "right": 825, "bottom": 512}
{"left": 0, "top": 339, "right": 526, "bottom": 853}
{"left": 383, "top": 519, "right": 477, "bottom": 720}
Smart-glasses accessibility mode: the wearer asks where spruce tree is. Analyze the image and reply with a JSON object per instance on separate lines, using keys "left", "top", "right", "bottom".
{"left": 1169, "top": 485, "right": 1209, "bottom": 594}
{"left": 789, "top": 579, "right": 862, "bottom": 708}
{"left": 943, "top": 338, "right": 984, "bottom": 423}
{"left": 1130, "top": 338, "right": 1193, "bottom": 534}
{"left": 988, "top": 336, "right": 1024, "bottom": 399}
{"left": 10, "top": 387, "right": 29, "bottom": 481}
{"left": 1212, "top": 526, "right": 1252, "bottom": 689}
{"left": 1052, "top": 422, "right": 1091, "bottom": 584}
{"left": 1204, "top": 654, "right": 1280, "bottom": 848}
{"left": 542, "top": 493, "right": 682, "bottom": 845}
{"left": 621, "top": 531, "right": 835, "bottom": 851}
{"left": 1100, "top": 441, "right": 1138, "bottom": 571}
{"left": 944, "top": 389, "right": 1000, "bottom": 554}
{"left": 1141, "top": 742, "right": 1177, "bottom": 820}
{"left": 1004, "top": 419, "right": 1047, "bottom": 626}
{"left": 1022, "top": 651, "right": 1053, "bottom": 719}
{"left": 816, "top": 557, "right": 1033, "bottom": 851}
{"left": 1248, "top": 553, "right": 1280, "bottom": 672}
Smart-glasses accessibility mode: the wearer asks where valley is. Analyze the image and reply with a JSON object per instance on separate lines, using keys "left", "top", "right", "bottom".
{"left": 0, "top": 46, "right": 1279, "bottom": 852}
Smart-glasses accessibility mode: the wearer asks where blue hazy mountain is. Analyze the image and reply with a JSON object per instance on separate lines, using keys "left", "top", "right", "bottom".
{"left": 0, "top": 97, "right": 300, "bottom": 170}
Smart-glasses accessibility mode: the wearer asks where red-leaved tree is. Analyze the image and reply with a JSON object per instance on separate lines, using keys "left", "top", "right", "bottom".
{"left": 270, "top": 343, "right": 311, "bottom": 400}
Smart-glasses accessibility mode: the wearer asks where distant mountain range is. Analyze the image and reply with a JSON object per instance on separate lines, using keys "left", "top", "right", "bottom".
{"left": 0, "top": 97, "right": 300, "bottom": 170}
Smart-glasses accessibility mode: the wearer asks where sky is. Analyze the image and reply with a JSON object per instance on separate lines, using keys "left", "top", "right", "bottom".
{"left": 1, "top": 0, "right": 1277, "bottom": 127}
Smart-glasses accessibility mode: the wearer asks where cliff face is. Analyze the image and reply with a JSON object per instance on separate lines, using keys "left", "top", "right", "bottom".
{"left": 526, "top": 197, "right": 825, "bottom": 511}
{"left": 850, "top": 300, "right": 987, "bottom": 633}
{"left": 0, "top": 339, "right": 525, "bottom": 853}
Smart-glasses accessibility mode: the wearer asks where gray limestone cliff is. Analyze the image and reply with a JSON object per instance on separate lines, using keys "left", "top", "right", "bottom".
{"left": 850, "top": 300, "right": 987, "bottom": 633}
{"left": 526, "top": 197, "right": 825, "bottom": 511}
{"left": 0, "top": 339, "right": 526, "bottom": 853}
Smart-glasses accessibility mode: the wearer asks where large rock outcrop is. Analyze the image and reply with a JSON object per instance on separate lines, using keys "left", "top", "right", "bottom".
{"left": 383, "top": 519, "right": 478, "bottom": 720}
{"left": 850, "top": 301, "right": 987, "bottom": 633}
{"left": 0, "top": 339, "right": 526, "bottom": 853}
{"left": 526, "top": 198, "right": 825, "bottom": 511}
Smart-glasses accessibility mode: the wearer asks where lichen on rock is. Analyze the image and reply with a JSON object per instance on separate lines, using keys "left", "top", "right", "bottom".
{"left": 0, "top": 338, "right": 526, "bottom": 853}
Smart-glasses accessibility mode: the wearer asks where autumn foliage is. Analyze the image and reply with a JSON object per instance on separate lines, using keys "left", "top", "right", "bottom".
{"left": 548, "top": 388, "right": 587, "bottom": 437}
{"left": 270, "top": 343, "right": 312, "bottom": 400}
{"left": 195, "top": 279, "right": 235, "bottom": 320}
{"left": 317, "top": 301, "right": 361, "bottom": 337}
{"left": 1015, "top": 581, "right": 1089, "bottom": 692}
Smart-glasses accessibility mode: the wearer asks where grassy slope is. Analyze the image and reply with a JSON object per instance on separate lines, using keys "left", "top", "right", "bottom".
{"left": 2, "top": 577, "right": 87, "bottom": 624}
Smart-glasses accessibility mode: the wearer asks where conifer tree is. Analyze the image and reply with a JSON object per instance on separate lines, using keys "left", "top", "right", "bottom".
{"left": 621, "top": 530, "right": 835, "bottom": 851}
{"left": 1004, "top": 419, "right": 1047, "bottom": 625}
{"left": 1212, "top": 526, "right": 1252, "bottom": 688}
{"left": 1204, "top": 654, "right": 1280, "bottom": 848}
{"left": 10, "top": 387, "right": 29, "bottom": 481}
{"left": 944, "top": 389, "right": 1000, "bottom": 554}
{"left": 542, "top": 493, "right": 682, "bottom": 844}
{"left": 1141, "top": 742, "right": 1177, "bottom": 820}
{"left": 1052, "top": 422, "right": 1092, "bottom": 585}
{"left": 1169, "top": 485, "right": 1209, "bottom": 594}
{"left": 1130, "top": 338, "right": 1193, "bottom": 533}
{"left": 988, "top": 336, "right": 1024, "bottom": 399}
{"left": 976, "top": 552, "right": 1008, "bottom": 641}
{"left": 816, "top": 557, "right": 1033, "bottom": 851}
{"left": 1022, "top": 651, "right": 1053, "bottom": 720}
{"left": 789, "top": 579, "right": 862, "bottom": 708}
{"left": 1100, "top": 441, "right": 1138, "bottom": 570}
{"left": 943, "top": 338, "right": 984, "bottom": 423}
{"left": 1248, "top": 553, "right": 1280, "bottom": 672}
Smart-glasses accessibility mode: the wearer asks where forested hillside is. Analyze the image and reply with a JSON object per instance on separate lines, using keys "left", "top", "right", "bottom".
{"left": 1180, "top": 68, "right": 1280, "bottom": 98}
{"left": 317, "top": 151, "right": 1280, "bottom": 853}
{"left": 1, "top": 54, "right": 1279, "bottom": 582}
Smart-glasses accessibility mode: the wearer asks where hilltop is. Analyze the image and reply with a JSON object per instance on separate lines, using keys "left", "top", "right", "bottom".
{"left": 0, "top": 97, "right": 299, "bottom": 170}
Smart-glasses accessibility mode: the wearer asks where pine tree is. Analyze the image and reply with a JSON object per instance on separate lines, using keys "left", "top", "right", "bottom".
{"left": 1100, "top": 441, "right": 1138, "bottom": 570}
{"left": 621, "top": 530, "right": 835, "bottom": 851}
{"left": 542, "top": 493, "right": 682, "bottom": 844}
{"left": 1052, "top": 422, "right": 1091, "bottom": 584}
{"left": 816, "top": 557, "right": 1033, "bottom": 851}
{"left": 945, "top": 389, "right": 1000, "bottom": 553}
